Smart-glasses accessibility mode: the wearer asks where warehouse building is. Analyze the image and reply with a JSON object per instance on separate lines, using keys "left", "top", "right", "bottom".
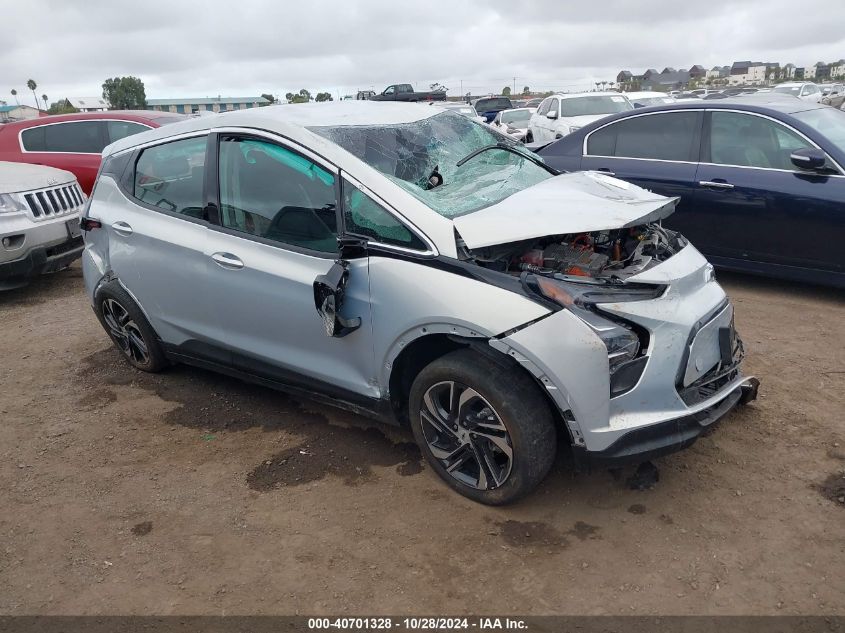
{"left": 146, "top": 97, "right": 271, "bottom": 114}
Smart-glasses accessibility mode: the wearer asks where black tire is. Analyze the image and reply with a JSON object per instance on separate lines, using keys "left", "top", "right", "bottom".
{"left": 94, "top": 281, "right": 168, "bottom": 372}
{"left": 409, "top": 349, "right": 556, "bottom": 505}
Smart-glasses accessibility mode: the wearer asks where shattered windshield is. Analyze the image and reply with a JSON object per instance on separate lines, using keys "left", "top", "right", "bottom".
{"left": 309, "top": 111, "right": 552, "bottom": 217}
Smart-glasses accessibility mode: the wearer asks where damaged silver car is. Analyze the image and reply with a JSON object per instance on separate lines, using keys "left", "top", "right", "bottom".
{"left": 80, "top": 102, "right": 758, "bottom": 504}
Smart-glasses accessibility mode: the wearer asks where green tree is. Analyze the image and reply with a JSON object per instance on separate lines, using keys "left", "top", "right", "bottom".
{"left": 284, "top": 89, "right": 312, "bottom": 104}
{"left": 10, "top": 89, "right": 18, "bottom": 105}
{"left": 26, "top": 79, "right": 38, "bottom": 108}
{"left": 315, "top": 92, "right": 333, "bottom": 102}
{"left": 48, "top": 100, "right": 80, "bottom": 115}
{"left": 41, "top": 94, "right": 48, "bottom": 110}
{"left": 260, "top": 93, "right": 276, "bottom": 104}
{"left": 502, "top": 86, "right": 511, "bottom": 96}
{"left": 102, "top": 76, "right": 147, "bottom": 109}
{"left": 522, "top": 86, "right": 530, "bottom": 95}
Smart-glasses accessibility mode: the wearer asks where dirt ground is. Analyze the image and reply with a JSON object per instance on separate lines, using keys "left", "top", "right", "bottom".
{"left": 0, "top": 262, "right": 843, "bottom": 616}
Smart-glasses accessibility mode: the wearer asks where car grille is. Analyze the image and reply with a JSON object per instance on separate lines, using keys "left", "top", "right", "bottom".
{"left": 23, "top": 183, "right": 84, "bottom": 220}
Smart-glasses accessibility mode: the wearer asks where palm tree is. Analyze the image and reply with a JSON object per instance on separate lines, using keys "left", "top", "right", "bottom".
{"left": 41, "top": 94, "right": 48, "bottom": 111}
{"left": 601, "top": 81, "right": 608, "bottom": 91}
{"left": 594, "top": 82, "right": 600, "bottom": 92}
{"left": 26, "top": 79, "right": 38, "bottom": 108}
{"left": 10, "top": 89, "right": 18, "bottom": 105}
{"left": 609, "top": 81, "right": 615, "bottom": 91}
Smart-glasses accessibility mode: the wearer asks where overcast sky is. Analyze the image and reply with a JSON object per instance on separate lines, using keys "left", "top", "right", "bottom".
{"left": 3, "top": 0, "right": 845, "bottom": 105}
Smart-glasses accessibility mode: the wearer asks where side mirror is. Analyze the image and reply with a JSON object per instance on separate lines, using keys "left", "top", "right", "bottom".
{"left": 633, "top": 103, "right": 645, "bottom": 108}
{"left": 546, "top": 111, "right": 558, "bottom": 120}
{"left": 313, "top": 260, "right": 361, "bottom": 338}
{"left": 790, "top": 147, "right": 827, "bottom": 171}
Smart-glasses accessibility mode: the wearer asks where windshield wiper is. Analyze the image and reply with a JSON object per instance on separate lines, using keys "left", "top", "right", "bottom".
{"left": 455, "top": 141, "right": 558, "bottom": 174}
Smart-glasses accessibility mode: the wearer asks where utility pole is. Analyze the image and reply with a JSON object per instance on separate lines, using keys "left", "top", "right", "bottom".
{"left": 513, "top": 77, "right": 517, "bottom": 95}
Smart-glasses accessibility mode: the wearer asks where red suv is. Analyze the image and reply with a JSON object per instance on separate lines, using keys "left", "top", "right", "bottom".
{"left": 0, "top": 111, "right": 186, "bottom": 194}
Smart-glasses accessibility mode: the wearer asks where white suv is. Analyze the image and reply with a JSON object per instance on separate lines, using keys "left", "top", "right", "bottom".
{"left": 0, "top": 161, "right": 86, "bottom": 289}
{"left": 528, "top": 92, "right": 633, "bottom": 143}
{"left": 773, "top": 82, "right": 823, "bottom": 102}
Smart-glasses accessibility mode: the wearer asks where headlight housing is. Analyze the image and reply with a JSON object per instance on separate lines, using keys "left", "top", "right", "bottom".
{"left": 0, "top": 193, "right": 26, "bottom": 214}
{"left": 525, "top": 274, "right": 664, "bottom": 395}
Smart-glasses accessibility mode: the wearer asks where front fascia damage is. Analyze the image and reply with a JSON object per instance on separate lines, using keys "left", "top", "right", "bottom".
{"left": 452, "top": 171, "right": 678, "bottom": 250}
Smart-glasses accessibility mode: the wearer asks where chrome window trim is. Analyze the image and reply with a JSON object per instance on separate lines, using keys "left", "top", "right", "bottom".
{"left": 582, "top": 107, "right": 844, "bottom": 175}
{"left": 18, "top": 118, "right": 153, "bottom": 155}
{"left": 341, "top": 172, "right": 438, "bottom": 257}
{"left": 212, "top": 126, "right": 339, "bottom": 175}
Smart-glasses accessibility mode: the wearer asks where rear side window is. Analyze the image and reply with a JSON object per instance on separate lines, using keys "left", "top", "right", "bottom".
{"left": 587, "top": 112, "right": 700, "bottom": 161}
{"left": 21, "top": 121, "right": 106, "bottom": 153}
{"left": 218, "top": 137, "right": 338, "bottom": 253}
{"left": 133, "top": 136, "right": 207, "bottom": 218}
{"left": 342, "top": 180, "right": 425, "bottom": 250}
{"left": 107, "top": 120, "right": 150, "bottom": 144}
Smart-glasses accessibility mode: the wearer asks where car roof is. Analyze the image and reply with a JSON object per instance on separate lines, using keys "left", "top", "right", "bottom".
{"left": 0, "top": 110, "right": 186, "bottom": 130}
{"left": 624, "top": 91, "right": 672, "bottom": 98}
{"left": 624, "top": 93, "right": 823, "bottom": 116}
{"left": 553, "top": 92, "right": 628, "bottom": 100}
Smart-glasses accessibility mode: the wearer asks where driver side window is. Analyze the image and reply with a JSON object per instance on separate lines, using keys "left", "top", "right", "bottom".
{"left": 218, "top": 137, "right": 338, "bottom": 253}
{"left": 537, "top": 99, "right": 551, "bottom": 116}
{"left": 548, "top": 99, "right": 559, "bottom": 117}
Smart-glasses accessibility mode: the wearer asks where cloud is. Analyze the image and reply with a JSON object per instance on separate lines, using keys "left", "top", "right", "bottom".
{"left": 1, "top": 0, "right": 844, "bottom": 102}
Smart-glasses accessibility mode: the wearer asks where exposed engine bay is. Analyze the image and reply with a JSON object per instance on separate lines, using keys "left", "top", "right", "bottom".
{"left": 462, "top": 223, "right": 687, "bottom": 280}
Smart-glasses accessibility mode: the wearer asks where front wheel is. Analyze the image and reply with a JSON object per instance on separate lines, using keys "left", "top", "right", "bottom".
{"left": 409, "top": 350, "right": 557, "bottom": 505}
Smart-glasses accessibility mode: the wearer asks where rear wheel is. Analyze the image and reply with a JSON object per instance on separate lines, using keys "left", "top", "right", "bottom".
{"left": 409, "top": 350, "right": 556, "bottom": 505}
{"left": 94, "top": 282, "right": 168, "bottom": 372}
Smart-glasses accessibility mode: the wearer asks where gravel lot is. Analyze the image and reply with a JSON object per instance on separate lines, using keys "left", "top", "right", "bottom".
{"left": 1, "top": 262, "right": 843, "bottom": 615}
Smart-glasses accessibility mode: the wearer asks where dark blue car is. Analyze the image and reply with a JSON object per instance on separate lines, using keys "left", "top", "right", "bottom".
{"left": 536, "top": 96, "right": 845, "bottom": 287}
{"left": 472, "top": 96, "right": 514, "bottom": 123}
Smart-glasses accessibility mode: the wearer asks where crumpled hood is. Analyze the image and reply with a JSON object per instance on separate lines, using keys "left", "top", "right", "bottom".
{"left": 0, "top": 161, "right": 76, "bottom": 194}
{"left": 453, "top": 171, "right": 677, "bottom": 249}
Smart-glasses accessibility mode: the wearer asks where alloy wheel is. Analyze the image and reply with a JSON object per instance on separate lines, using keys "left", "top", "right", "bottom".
{"left": 101, "top": 298, "right": 149, "bottom": 365}
{"left": 419, "top": 381, "right": 514, "bottom": 490}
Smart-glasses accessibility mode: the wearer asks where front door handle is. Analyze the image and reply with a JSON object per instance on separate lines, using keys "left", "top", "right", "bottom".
{"left": 211, "top": 252, "right": 244, "bottom": 270}
{"left": 112, "top": 221, "right": 133, "bottom": 236}
{"left": 699, "top": 180, "right": 735, "bottom": 189}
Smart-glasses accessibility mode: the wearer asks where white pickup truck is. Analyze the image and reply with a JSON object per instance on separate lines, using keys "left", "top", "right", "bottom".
{"left": 0, "top": 161, "right": 86, "bottom": 289}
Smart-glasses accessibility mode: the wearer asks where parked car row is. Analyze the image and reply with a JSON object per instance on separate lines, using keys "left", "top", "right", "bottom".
{"left": 0, "top": 110, "right": 186, "bottom": 287}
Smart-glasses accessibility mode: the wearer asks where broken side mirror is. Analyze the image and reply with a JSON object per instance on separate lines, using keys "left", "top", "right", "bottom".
{"left": 313, "top": 260, "right": 362, "bottom": 338}
{"left": 790, "top": 147, "right": 827, "bottom": 171}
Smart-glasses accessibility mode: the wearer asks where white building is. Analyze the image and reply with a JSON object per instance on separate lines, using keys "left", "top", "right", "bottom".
{"left": 65, "top": 97, "right": 109, "bottom": 112}
{"left": 829, "top": 59, "right": 845, "bottom": 79}
{"left": 146, "top": 96, "right": 270, "bottom": 114}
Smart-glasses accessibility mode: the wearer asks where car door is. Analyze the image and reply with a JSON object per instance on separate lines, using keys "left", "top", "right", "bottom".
{"left": 18, "top": 120, "right": 108, "bottom": 194}
{"left": 692, "top": 109, "right": 845, "bottom": 272}
{"left": 107, "top": 133, "right": 219, "bottom": 349}
{"left": 202, "top": 131, "right": 378, "bottom": 399}
{"left": 529, "top": 98, "right": 551, "bottom": 141}
{"left": 580, "top": 110, "right": 703, "bottom": 238}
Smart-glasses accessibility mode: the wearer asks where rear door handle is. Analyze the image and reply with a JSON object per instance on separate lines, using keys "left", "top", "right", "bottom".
{"left": 699, "top": 180, "right": 734, "bottom": 189}
{"left": 211, "top": 252, "right": 244, "bottom": 270}
{"left": 112, "top": 221, "right": 133, "bottom": 236}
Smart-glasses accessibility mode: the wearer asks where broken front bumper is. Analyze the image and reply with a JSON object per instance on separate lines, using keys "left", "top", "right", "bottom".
{"left": 573, "top": 377, "right": 759, "bottom": 468}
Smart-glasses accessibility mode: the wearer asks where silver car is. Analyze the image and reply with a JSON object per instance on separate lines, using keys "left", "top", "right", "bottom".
{"left": 80, "top": 102, "right": 758, "bottom": 505}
